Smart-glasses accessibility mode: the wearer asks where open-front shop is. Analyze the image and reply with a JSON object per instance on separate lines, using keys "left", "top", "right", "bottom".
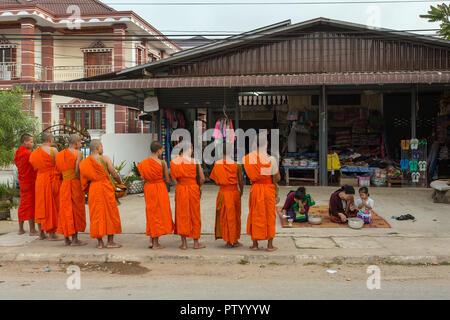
{"left": 21, "top": 18, "right": 450, "bottom": 187}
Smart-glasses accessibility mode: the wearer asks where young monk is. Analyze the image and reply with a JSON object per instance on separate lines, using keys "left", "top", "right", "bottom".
{"left": 14, "top": 134, "right": 39, "bottom": 236}
{"left": 243, "top": 136, "right": 280, "bottom": 251}
{"left": 328, "top": 185, "right": 359, "bottom": 223}
{"left": 29, "top": 132, "right": 62, "bottom": 241}
{"left": 209, "top": 142, "right": 244, "bottom": 248}
{"left": 170, "top": 142, "right": 206, "bottom": 250}
{"left": 79, "top": 139, "right": 122, "bottom": 249}
{"left": 55, "top": 134, "right": 87, "bottom": 246}
{"left": 137, "top": 141, "right": 174, "bottom": 250}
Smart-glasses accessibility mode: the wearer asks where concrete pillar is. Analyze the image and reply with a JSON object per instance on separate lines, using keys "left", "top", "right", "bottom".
{"left": 19, "top": 18, "right": 36, "bottom": 81}
{"left": 319, "top": 85, "right": 328, "bottom": 186}
{"left": 41, "top": 93, "right": 52, "bottom": 129}
{"left": 41, "top": 27, "right": 54, "bottom": 82}
{"left": 113, "top": 24, "right": 128, "bottom": 133}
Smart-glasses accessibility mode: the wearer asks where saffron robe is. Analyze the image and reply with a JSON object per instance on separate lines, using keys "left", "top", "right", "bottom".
{"left": 29, "top": 146, "right": 60, "bottom": 232}
{"left": 243, "top": 151, "right": 276, "bottom": 241}
{"left": 79, "top": 156, "right": 122, "bottom": 238}
{"left": 209, "top": 159, "right": 241, "bottom": 244}
{"left": 170, "top": 156, "right": 201, "bottom": 239}
{"left": 55, "top": 149, "right": 86, "bottom": 237}
{"left": 137, "top": 158, "right": 174, "bottom": 238}
{"left": 14, "top": 146, "right": 37, "bottom": 222}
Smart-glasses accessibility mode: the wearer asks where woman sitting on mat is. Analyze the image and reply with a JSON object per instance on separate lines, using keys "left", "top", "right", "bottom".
{"left": 281, "top": 187, "right": 315, "bottom": 222}
{"left": 329, "top": 185, "right": 358, "bottom": 223}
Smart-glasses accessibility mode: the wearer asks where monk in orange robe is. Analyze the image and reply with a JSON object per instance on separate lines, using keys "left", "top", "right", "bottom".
{"left": 170, "top": 143, "right": 205, "bottom": 250}
{"left": 29, "top": 132, "right": 62, "bottom": 241}
{"left": 210, "top": 143, "right": 244, "bottom": 248}
{"left": 138, "top": 141, "right": 174, "bottom": 250}
{"left": 55, "top": 134, "right": 87, "bottom": 246}
{"left": 79, "top": 139, "right": 122, "bottom": 249}
{"left": 243, "top": 137, "right": 280, "bottom": 251}
{"left": 14, "top": 134, "right": 39, "bottom": 236}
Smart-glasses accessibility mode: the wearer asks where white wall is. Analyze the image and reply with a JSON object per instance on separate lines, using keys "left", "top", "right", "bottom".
{"left": 100, "top": 133, "right": 155, "bottom": 175}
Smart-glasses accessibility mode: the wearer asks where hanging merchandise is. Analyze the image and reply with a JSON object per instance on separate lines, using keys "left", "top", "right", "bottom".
{"left": 161, "top": 118, "right": 167, "bottom": 160}
{"left": 410, "top": 139, "right": 419, "bottom": 150}
{"left": 213, "top": 118, "right": 236, "bottom": 159}
{"left": 400, "top": 159, "right": 409, "bottom": 170}
{"left": 287, "top": 123, "right": 297, "bottom": 153}
{"left": 418, "top": 161, "right": 427, "bottom": 171}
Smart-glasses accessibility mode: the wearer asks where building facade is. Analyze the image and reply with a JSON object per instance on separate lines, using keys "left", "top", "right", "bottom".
{"left": 0, "top": 0, "right": 180, "bottom": 134}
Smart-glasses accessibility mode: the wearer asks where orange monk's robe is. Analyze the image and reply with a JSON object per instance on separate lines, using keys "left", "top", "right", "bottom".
{"left": 55, "top": 149, "right": 86, "bottom": 237}
{"left": 14, "top": 146, "right": 37, "bottom": 222}
{"left": 170, "top": 156, "right": 201, "bottom": 239}
{"left": 137, "top": 158, "right": 174, "bottom": 238}
{"left": 243, "top": 151, "right": 276, "bottom": 241}
{"left": 209, "top": 159, "right": 241, "bottom": 244}
{"left": 29, "top": 146, "right": 60, "bottom": 232}
{"left": 79, "top": 156, "right": 121, "bottom": 239}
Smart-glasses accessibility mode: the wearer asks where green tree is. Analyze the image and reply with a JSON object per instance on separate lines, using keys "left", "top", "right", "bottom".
{"left": 420, "top": 3, "right": 450, "bottom": 41}
{"left": 0, "top": 87, "right": 39, "bottom": 167}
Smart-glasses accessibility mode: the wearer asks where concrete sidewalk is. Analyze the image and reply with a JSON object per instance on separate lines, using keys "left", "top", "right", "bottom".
{"left": 1, "top": 185, "right": 449, "bottom": 265}
{"left": 0, "top": 233, "right": 449, "bottom": 265}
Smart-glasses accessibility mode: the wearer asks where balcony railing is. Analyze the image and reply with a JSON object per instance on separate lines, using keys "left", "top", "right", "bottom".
{"left": 0, "top": 62, "right": 20, "bottom": 80}
{"left": 53, "top": 65, "right": 112, "bottom": 81}
{"left": 0, "top": 64, "right": 112, "bottom": 81}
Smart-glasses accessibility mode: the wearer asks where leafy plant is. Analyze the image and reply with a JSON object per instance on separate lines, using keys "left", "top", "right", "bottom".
{"left": 420, "top": 3, "right": 450, "bottom": 41}
{"left": 0, "top": 87, "right": 39, "bottom": 167}
{"left": 131, "top": 162, "right": 142, "bottom": 179}
{"left": 0, "top": 182, "right": 19, "bottom": 210}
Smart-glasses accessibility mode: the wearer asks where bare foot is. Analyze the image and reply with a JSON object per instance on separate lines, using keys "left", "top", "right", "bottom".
{"left": 18, "top": 230, "right": 25, "bottom": 235}
{"left": 250, "top": 246, "right": 259, "bottom": 251}
{"left": 225, "top": 242, "right": 233, "bottom": 248}
{"left": 267, "top": 246, "right": 278, "bottom": 252}
{"left": 179, "top": 244, "right": 188, "bottom": 250}
{"left": 233, "top": 241, "right": 243, "bottom": 247}
{"left": 106, "top": 242, "right": 122, "bottom": 248}
{"left": 194, "top": 243, "right": 205, "bottom": 249}
{"left": 64, "top": 239, "right": 72, "bottom": 246}
{"left": 71, "top": 240, "right": 87, "bottom": 246}
{"left": 97, "top": 241, "right": 105, "bottom": 249}
{"left": 48, "top": 234, "right": 63, "bottom": 241}
{"left": 148, "top": 242, "right": 153, "bottom": 249}
{"left": 29, "top": 231, "right": 40, "bottom": 236}
{"left": 39, "top": 233, "right": 47, "bottom": 240}
{"left": 152, "top": 244, "right": 165, "bottom": 250}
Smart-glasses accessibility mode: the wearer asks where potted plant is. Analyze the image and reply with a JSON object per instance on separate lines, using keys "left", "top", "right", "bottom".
{"left": 127, "top": 162, "right": 145, "bottom": 194}
{"left": 0, "top": 182, "right": 19, "bottom": 220}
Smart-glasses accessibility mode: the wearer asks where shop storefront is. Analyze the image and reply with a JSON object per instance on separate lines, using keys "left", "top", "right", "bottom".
{"left": 21, "top": 18, "right": 450, "bottom": 187}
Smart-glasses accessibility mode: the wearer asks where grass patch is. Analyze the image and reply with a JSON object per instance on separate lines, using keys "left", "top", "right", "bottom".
{"left": 387, "top": 232, "right": 400, "bottom": 235}
{"left": 268, "top": 261, "right": 284, "bottom": 266}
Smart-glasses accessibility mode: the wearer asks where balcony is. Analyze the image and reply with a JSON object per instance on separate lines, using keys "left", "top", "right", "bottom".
{"left": 0, "top": 64, "right": 112, "bottom": 82}
{"left": 0, "top": 62, "right": 20, "bottom": 80}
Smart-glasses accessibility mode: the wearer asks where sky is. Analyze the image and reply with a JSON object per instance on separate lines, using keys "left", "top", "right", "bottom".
{"left": 103, "top": 0, "right": 445, "bottom": 36}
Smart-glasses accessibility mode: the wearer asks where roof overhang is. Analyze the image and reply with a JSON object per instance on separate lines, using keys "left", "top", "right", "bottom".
{"left": 19, "top": 71, "right": 450, "bottom": 109}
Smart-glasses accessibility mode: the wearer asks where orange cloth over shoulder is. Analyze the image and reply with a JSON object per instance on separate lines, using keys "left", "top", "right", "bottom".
{"left": 170, "top": 156, "right": 201, "bottom": 239}
{"left": 137, "top": 158, "right": 174, "bottom": 238}
{"left": 55, "top": 149, "right": 86, "bottom": 237}
{"left": 29, "top": 146, "right": 60, "bottom": 232}
{"left": 209, "top": 159, "right": 241, "bottom": 244}
{"left": 243, "top": 151, "right": 276, "bottom": 241}
{"left": 14, "top": 146, "right": 37, "bottom": 222}
{"left": 79, "top": 156, "right": 121, "bottom": 239}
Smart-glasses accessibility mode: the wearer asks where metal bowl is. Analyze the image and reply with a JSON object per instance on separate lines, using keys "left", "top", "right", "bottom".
{"left": 348, "top": 217, "right": 364, "bottom": 229}
{"left": 308, "top": 214, "right": 323, "bottom": 225}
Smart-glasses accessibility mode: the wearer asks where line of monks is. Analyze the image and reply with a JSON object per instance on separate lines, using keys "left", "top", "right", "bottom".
{"left": 14, "top": 133, "right": 281, "bottom": 251}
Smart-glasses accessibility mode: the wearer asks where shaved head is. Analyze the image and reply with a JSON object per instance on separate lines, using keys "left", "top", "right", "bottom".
{"left": 20, "top": 133, "right": 33, "bottom": 144}
{"left": 68, "top": 134, "right": 81, "bottom": 146}
{"left": 41, "top": 132, "right": 53, "bottom": 143}
{"left": 89, "top": 139, "right": 102, "bottom": 152}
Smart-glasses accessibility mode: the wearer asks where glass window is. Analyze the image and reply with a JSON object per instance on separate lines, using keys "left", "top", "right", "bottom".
{"left": 64, "top": 109, "right": 72, "bottom": 124}
{"left": 94, "top": 109, "right": 101, "bottom": 129}
{"left": 75, "top": 110, "right": 81, "bottom": 129}
{"left": 84, "top": 110, "right": 91, "bottom": 130}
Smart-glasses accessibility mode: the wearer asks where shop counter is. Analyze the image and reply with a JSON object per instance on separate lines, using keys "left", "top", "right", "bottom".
{"left": 283, "top": 165, "right": 318, "bottom": 186}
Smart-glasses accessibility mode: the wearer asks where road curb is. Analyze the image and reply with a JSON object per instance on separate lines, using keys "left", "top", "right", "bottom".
{"left": 1, "top": 252, "right": 449, "bottom": 265}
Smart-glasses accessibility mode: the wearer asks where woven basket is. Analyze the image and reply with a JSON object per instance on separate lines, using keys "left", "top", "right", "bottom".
{"left": 128, "top": 180, "right": 145, "bottom": 194}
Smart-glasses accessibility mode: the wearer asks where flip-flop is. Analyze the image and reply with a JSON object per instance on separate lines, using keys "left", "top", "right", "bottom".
{"left": 405, "top": 214, "right": 415, "bottom": 220}
{"left": 409, "top": 160, "right": 418, "bottom": 172}
{"left": 410, "top": 139, "right": 419, "bottom": 150}
{"left": 401, "top": 159, "right": 409, "bottom": 170}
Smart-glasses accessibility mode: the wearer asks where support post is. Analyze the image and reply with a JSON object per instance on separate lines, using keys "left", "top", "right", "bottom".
{"left": 319, "top": 85, "right": 328, "bottom": 186}
{"left": 235, "top": 103, "right": 240, "bottom": 129}
{"left": 411, "top": 86, "right": 417, "bottom": 139}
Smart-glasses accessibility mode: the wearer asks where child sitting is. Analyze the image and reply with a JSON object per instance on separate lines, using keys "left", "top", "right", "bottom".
{"left": 281, "top": 187, "right": 315, "bottom": 222}
{"left": 356, "top": 187, "right": 374, "bottom": 224}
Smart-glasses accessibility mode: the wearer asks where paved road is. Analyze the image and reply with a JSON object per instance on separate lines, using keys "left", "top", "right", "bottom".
{"left": 0, "top": 262, "right": 449, "bottom": 300}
